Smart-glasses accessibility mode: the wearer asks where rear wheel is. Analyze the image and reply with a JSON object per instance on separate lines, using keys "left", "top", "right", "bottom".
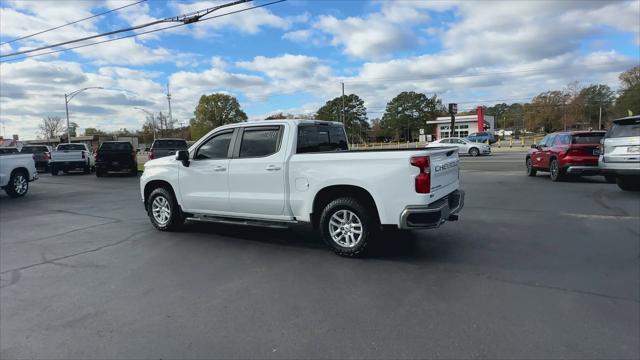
{"left": 130, "top": 166, "right": 138, "bottom": 176}
{"left": 147, "top": 187, "right": 184, "bottom": 231}
{"left": 616, "top": 176, "right": 640, "bottom": 191}
{"left": 549, "top": 159, "right": 564, "bottom": 182}
{"left": 5, "top": 170, "right": 29, "bottom": 198}
{"left": 604, "top": 174, "right": 616, "bottom": 183}
{"left": 469, "top": 147, "right": 480, "bottom": 157}
{"left": 95, "top": 168, "right": 105, "bottom": 177}
{"left": 83, "top": 164, "right": 90, "bottom": 174}
{"left": 526, "top": 157, "right": 537, "bottom": 176}
{"left": 319, "top": 197, "right": 377, "bottom": 257}
{"left": 51, "top": 165, "right": 59, "bottom": 176}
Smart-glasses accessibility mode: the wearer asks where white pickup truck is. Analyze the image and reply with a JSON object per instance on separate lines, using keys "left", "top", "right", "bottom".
{"left": 140, "top": 120, "right": 464, "bottom": 257}
{"left": 0, "top": 150, "right": 38, "bottom": 197}
{"left": 50, "top": 143, "right": 95, "bottom": 175}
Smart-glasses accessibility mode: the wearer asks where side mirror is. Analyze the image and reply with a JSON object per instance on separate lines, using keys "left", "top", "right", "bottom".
{"left": 176, "top": 150, "right": 190, "bottom": 167}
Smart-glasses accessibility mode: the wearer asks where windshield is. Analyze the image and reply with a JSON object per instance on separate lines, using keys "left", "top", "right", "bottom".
{"left": 152, "top": 140, "right": 188, "bottom": 149}
{"left": 57, "top": 144, "right": 86, "bottom": 151}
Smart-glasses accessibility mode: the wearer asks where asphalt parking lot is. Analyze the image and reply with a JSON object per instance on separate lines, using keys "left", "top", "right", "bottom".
{"left": 1, "top": 152, "right": 639, "bottom": 359}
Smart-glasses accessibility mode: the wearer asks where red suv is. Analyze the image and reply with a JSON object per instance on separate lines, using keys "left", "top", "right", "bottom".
{"left": 526, "top": 131, "right": 607, "bottom": 181}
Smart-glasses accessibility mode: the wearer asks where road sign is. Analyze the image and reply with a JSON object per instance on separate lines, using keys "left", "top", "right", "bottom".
{"left": 448, "top": 103, "right": 457, "bottom": 115}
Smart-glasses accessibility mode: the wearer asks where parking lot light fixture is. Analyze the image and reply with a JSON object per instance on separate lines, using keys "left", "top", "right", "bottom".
{"left": 64, "top": 87, "right": 104, "bottom": 143}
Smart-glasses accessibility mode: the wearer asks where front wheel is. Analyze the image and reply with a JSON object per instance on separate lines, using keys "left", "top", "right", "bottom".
{"left": 469, "top": 147, "right": 480, "bottom": 157}
{"left": 616, "top": 176, "right": 640, "bottom": 191}
{"left": 147, "top": 187, "right": 184, "bottom": 231}
{"left": 5, "top": 170, "right": 29, "bottom": 198}
{"left": 526, "top": 157, "right": 537, "bottom": 176}
{"left": 319, "top": 197, "right": 377, "bottom": 257}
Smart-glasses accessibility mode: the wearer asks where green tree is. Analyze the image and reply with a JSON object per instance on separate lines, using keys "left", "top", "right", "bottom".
{"left": 190, "top": 94, "right": 247, "bottom": 140}
{"left": 380, "top": 92, "right": 446, "bottom": 141}
{"left": 575, "top": 84, "right": 615, "bottom": 129}
{"left": 614, "top": 66, "right": 640, "bottom": 118}
{"left": 84, "top": 127, "right": 107, "bottom": 136}
{"left": 316, "top": 94, "right": 369, "bottom": 143}
{"left": 486, "top": 103, "right": 510, "bottom": 129}
{"left": 524, "top": 91, "right": 570, "bottom": 132}
{"left": 67, "top": 121, "right": 79, "bottom": 137}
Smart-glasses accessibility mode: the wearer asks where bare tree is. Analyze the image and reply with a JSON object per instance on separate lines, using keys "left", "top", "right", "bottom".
{"left": 38, "top": 116, "right": 64, "bottom": 139}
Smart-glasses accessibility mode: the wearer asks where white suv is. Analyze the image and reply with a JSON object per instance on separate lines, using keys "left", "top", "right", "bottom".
{"left": 599, "top": 115, "right": 640, "bottom": 191}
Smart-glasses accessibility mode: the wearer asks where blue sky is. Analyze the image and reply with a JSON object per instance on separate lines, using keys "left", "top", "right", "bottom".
{"left": 1, "top": 0, "right": 639, "bottom": 139}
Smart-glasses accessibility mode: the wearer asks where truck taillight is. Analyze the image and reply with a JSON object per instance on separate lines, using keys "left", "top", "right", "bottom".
{"left": 149, "top": 151, "right": 155, "bottom": 160}
{"left": 82, "top": 151, "right": 86, "bottom": 159}
{"left": 132, "top": 151, "right": 136, "bottom": 161}
{"left": 410, "top": 156, "right": 431, "bottom": 194}
{"left": 45, "top": 152, "right": 51, "bottom": 160}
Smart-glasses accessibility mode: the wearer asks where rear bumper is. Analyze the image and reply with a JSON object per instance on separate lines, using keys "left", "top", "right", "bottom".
{"left": 565, "top": 165, "right": 600, "bottom": 175}
{"left": 399, "top": 190, "right": 465, "bottom": 229}
{"left": 51, "top": 161, "right": 86, "bottom": 169}
{"left": 599, "top": 159, "right": 640, "bottom": 175}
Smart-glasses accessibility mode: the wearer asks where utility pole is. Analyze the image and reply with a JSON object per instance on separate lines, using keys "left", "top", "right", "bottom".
{"left": 166, "top": 81, "right": 173, "bottom": 129}
{"left": 448, "top": 103, "right": 457, "bottom": 139}
{"left": 598, "top": 105, "right": 602, "bottom": 130}
{"left": 341, "top": 82, "right": 345, "bottom": 125}
{"left": 65, "top": 94, "right": 70, "bottom": 143}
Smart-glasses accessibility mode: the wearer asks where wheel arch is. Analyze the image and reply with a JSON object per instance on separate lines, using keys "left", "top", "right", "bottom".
{"left": 10, "top": 167, "right": 29, "bottom": 178}
{"left": 311, "top": 185, "right": 380, "bottom": 229}
{"left": 144, "top": 180, "right": 178, "bottom": 211}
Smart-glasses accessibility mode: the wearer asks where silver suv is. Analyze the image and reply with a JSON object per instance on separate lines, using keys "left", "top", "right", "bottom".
{"left": 599, "top": 115, "right": 640, "bottom": 191}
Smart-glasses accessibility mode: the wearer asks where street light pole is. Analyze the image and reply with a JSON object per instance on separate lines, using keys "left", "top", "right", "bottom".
{"left": 135, "top": 107, "right": 157, "bottom": 141}
{"left": 64, "top": 86, "right": 104, "bottom": 143}
{"left": 65, "top": 94, "right": 70, "bottom": 143}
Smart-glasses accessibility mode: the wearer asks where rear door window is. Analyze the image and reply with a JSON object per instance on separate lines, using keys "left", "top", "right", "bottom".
{"left": 238, "top": 127, "right": 282, "bottom": 158}
{"left": 555, "top": 135, "right": 571, "bottom": 145}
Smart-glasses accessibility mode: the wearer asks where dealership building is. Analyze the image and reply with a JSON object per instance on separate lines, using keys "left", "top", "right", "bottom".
{"left": 427, "top": 106, "right": 495, "bottom": 139}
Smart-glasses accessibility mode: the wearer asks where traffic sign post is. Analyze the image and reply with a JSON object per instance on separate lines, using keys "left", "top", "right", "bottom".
{"left": 448, "top": 103, "right": 457, "bottom": 138}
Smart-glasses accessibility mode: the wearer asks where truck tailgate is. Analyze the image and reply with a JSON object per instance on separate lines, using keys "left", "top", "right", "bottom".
{"left": 51, "top": 151, "right": 83, "bottom": 162}
{"left": 428, "top": 147, "right": 460, "bottom": 193}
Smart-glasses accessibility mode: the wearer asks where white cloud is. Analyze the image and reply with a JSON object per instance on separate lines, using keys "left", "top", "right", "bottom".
{"left": 282, "top": 29, "right": 313, "bottom": 43}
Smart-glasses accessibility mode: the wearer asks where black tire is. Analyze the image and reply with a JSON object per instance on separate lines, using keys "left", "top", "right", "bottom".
{"left": 526, "top": 157, "right": 537, "bottom": 176}
{"left": 469, "top": 147, "right": 480, "bottom": 157}
{"left": 147, "top": 187, "right": 184, "bottom": 231}
{"left": 51, "top": 165, "right": 59, "bottom": 176}
{"left": 549, "top": 158, "right": 564, "bottom": 182}
{"left": 95, "top": 168, "right": 104, "bottom": 177}
{"left": 130, "top": 166, "right": 138, "bottom": 176}
{"left": 604, "top": 174, "right": 616, "bottom": 183}
{"left": 5, "top": 169, "right": 29, "bottom": 198}
{"left": 83, "top": 164, "right": 90, "bottom": 174}
{"left": 616, "top": 176, "right": 640, "bottom": 191}
{"left": 319, "top": 197, "right": 377, "bottom": 257}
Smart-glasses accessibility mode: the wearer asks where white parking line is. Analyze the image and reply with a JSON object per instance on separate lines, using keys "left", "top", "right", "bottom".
{"left": 562, "top": 213, "right": 640, "bottom": 221}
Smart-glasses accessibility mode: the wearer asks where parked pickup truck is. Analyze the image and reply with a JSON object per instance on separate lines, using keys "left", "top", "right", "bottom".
{"left": 95, "top": 141, "right": 138, "bottom": 177}
{"left": 0, "top": 152, "right": 38, "bottom": 197}
{"left": 20, "top": 145, "right": 51, "bottom": 172}
{"left": 50, "top": 143, "right": 95, "bottom": 175}
{"left": 140, "top": 120, "right": 464, "bottom": 257}
{"left": 149, "top": 138, "right": 189, "bottom": 160}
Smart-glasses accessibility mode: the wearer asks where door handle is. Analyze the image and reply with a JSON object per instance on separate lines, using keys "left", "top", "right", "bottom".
{"left": 213, "top": 166, "right": 226, "bottom": 172}
{"left": 265, "top": 165, "right": 281, "bottom": 171}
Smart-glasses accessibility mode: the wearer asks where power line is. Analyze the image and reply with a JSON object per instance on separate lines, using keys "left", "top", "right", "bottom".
{"left": 0, "top": 0, "right": 148, "bottom": 46}
{"left": 0, "top": 0, "right": 251, "bottom": 58}
{"left": 0, "top": 0, "right": 286, "bottom": 63}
